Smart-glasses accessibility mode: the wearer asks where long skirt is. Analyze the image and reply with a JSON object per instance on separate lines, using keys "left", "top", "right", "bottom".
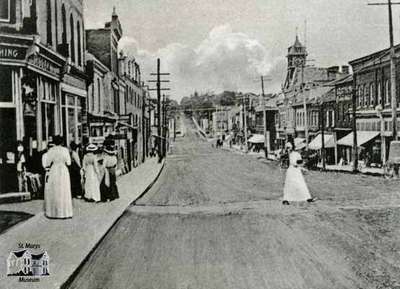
{"left": 84, "top": 165, "right": 101, "bottom": 202}
{"left": 70, "top": 162, "right": 82, "bottom": 198}
{"left": 45, "top": 164, "right": 73, "bottom": 218}
{"left": 283, "top": 166, "right": 311, "bottom": 202}
{"left": 100, "top": 168, "right": 119, "bottom": 202}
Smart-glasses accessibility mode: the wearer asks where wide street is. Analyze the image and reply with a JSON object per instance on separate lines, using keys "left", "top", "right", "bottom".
{"left": 68, "top": 118, "right": 400, "bottom": 289}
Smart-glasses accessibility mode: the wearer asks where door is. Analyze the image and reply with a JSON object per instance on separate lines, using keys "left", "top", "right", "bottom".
{"left": 0, "top": 108, "right": 17, "bottom": 193}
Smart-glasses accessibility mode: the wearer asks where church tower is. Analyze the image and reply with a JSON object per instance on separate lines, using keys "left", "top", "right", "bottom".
{"left": 283, "top": 34, "right": 307, "bottom": 90}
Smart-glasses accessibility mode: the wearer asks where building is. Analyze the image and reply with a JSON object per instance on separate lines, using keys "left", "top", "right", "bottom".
{"left": 280, "top": 35, "right": 347, "bottom": 149}
{"left": 0, "top": 0, "right": 86, "bottom": 193}
{"left": 345, "top": 45, "right": 400, "bottom": 165}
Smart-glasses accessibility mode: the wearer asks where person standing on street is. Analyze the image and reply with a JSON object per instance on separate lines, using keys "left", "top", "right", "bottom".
{"left": 44, "top": 135, "right": 73, "bottom": 219}
{"left": 70, "top": 142, "right": 82, "bottom": 198}
{"left": 100, "top": 140, "right": 120, "bottom": 202}
{"left": 282, "top": 142, "right": 315, "bottom": 205}
{"left": 82, "top": 144, "right": 101, "bottom": 202}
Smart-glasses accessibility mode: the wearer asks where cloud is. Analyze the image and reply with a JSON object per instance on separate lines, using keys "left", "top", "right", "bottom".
{"left": 119, "top": 24, "right": 285, "bottom": 101}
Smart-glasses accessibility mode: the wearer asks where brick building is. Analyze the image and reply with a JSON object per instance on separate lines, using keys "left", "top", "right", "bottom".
{"left": 0, "top": 0, "right": 87, "bottom": 193}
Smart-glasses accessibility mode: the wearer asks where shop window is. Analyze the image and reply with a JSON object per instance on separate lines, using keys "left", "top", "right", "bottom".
{"left": 0, "top": 66, "right": 12, "bottom": 102}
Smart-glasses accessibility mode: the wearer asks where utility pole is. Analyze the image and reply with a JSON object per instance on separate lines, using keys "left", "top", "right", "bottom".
{"left": 259, "top": 76, "right": 272, "bottom": 159}
{"left": 368, "top": 0, "right": 400, "bottom": 140}
{"left": 352, "top": 75, "right": 359, "bottom": 172}
{"left": 148, "top": 58, "right": 170, "bottom": 163}
{"left": 301, "top": 63, "right": 309, "bottom": 150}
{"left": 243, "top": 96, "right": 248, "bottom": 153}
{"left": 320, "top": 101, "right": 326, "bottom": 171}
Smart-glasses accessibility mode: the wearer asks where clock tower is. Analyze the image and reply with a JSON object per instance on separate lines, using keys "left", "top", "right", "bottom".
{"left": 284, "top": 35, "right": 307, "bottom": 90}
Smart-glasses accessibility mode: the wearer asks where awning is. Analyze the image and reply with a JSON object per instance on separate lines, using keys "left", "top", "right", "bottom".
{"left": 294, "top": 138, "right": 306, "bottom": 149}
{"left": 309, "top": 134, "right": 335, "bottom": 150}
{"left": 116, "top": 121, "right": 137, "bottom": 130}
{"left": 248, "top": 134, "right": 265, "bottom": 143}
{"left": 337, "top": 131, "right": 379, "bottom": 147}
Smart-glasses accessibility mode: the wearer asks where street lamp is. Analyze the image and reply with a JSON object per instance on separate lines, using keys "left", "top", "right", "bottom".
{"left": 376, "top": 104, "right": 386, "bottom": 165}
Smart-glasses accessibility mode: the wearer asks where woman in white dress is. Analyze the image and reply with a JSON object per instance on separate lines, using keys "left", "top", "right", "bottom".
{"left": 282, "top": 142, "right": 315, "bottom": 205}
{"left": 83, "top": 144, "right": 101, "bottom": 202}
{"left": 44, "top": 135, "right": 73, "bottom": 219}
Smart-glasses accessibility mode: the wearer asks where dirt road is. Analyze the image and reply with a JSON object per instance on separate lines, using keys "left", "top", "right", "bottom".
{"left": 67, "top": 118, "right": 400, "bottom": 289}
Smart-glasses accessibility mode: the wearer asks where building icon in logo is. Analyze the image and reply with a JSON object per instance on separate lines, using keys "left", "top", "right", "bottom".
{"left": 7, "top": 250, "right": 49, "bottom": 276}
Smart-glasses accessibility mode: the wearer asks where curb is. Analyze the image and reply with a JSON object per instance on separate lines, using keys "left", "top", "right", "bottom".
{"left": 60, "top": 160, "right": 166, "bottom": 289}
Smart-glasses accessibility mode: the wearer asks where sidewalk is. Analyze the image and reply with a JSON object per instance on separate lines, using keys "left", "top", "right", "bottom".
{"left": 224, "top": 143, "right": 385, "bottom": 176}
{"left": 0, "top": 157, "right": 165, "bottom": 289}
{"left": 316, "top": 163, "right": 384, "bottom": 176}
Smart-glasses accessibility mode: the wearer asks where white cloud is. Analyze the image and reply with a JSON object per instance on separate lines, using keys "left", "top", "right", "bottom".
{"left": 119, "top": 24, "right": 285, "bottom": 101}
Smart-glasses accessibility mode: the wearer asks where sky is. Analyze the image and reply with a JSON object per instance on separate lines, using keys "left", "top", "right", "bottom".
{"left": 84, "top": 0, "right": 400, "bottom": 101}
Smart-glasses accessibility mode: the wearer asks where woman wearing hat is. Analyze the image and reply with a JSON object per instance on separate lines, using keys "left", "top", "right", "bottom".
{"left": 100, "top": 140, "right": 119, "bottom": 202}
{"left": 44, "top": 135, "right": 73, "bottom": 219}
{"left": 82, "top": 144, "right": 101, "bottom": 202}
{"left": 282, "top": 142, "right": 315, "bottom": 205}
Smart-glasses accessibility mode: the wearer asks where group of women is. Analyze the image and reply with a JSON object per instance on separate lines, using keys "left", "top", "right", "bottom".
{"left": 43, "top": 136, "right": 119, "bottom": 219}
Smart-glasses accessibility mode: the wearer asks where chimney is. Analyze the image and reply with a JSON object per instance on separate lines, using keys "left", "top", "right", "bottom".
{"left": 341, "top": 65, "right": 350, "bottom": 75}
{"left": 327, "top": 66, "right": 339, "bottom": 80}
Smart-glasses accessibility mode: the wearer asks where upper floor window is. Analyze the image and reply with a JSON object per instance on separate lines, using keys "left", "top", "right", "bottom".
{"left": 70, "top": 14, "right": 75, "bottom": 63}
{"left": 62, "top": 5, "right": 67, "bottom": 44}
{"left": 370, "top": 83, "right": 375, "bottom": 106}
{"left": 97, "top": 78, "right": 101, "bottom": 112}
{"left": 377, "top": 82, "right": 382, "bottom": 105}
{"left": 0, "top": 0, "right": 10, "bottom": 22}
{"left": 47, "top": 0, "right": 52, "bottom": 46}
{"left": 385, "top": 80, "right": 390, "bottom": 105}
{"left": 77, "top": 20, "right": 82, "bottom": 66}
{"left": 363, "top": 84, "right": 368, "bottom": 107}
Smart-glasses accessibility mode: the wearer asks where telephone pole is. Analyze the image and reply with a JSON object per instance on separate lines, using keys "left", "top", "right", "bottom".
{"left": 148, "top": 58, "right": 170, "bottom": 163}
{"left": 368, "top": 0, "right": 400, "bottom": 140}
{"left": 259, "top": 76, "right": 272, "bottom": 159}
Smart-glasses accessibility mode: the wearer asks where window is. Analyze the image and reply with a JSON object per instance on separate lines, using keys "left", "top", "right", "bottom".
{"left": 363, "top": 84, "right": 368, "bottom": 107}
{"left": 0, "top": 66, "right": 12, "bottom": 102}
{"left": 62, "top": 5, "right": 67, "bottom": 44}
{"left": 0, "top": 0, "right": 10, "bottom": 22}
{"left": 370, "top": 83, "right": 375, "bottom": 106}
{"left": 385, "top": 80, "right": 390, "bottom": 105}
{"left": 46, "top": 0, "right": 52, "bottom": 45}
{"left": 97, "top": 78, "right": 101, "bottom": 112}
{"left": 377, "top": 82, "right": 382, "bottom": 105}
{"left": 77, "top": 20, "right": 82, "bottom": 66}
{"left": 70, "top": 14, "right": 75, "bottom": 63}
{"left": 357, "top": 85, "right": 362, "bottom": 107}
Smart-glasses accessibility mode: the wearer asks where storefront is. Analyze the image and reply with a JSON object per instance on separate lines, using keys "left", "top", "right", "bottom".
{"left": 0, "top": 35, "right": 64, "bottom": 193}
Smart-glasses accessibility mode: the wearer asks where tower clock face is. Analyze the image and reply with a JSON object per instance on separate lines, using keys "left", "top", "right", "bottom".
{"left": 294, "top": 57, "right": 305, "bottom": 67}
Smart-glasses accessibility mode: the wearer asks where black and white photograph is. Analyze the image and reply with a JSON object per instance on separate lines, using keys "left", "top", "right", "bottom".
{"left": 1, "top": 0, "right": 400, "bottom": 288}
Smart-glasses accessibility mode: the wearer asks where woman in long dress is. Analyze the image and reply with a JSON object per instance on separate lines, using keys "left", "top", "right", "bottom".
{"left": 83, "top": 144, "right": 101, "bottom": 202}
{"left": 100, "top": 142, "right": 119, "bottom": 202}
{"left": 282, "top": 142, "right": 315, "bottom": 205}
{"left": 69, "top": 142, "right": 82, "bottom": 198}
{"left": 44, "top": 135, "right": 73, "bottom": 219}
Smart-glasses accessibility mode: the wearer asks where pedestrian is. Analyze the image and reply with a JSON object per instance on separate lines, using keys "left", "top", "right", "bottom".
{"left": 16, "top": 141, "right": 27, "bottom": 192}
{"left": 70, "top": 142, "right": 82, "bottom": 198}
{"left": 82, "top": 144, "right": 101, "bottom": 202}
{"left": 100, "top": 140, "right": 120, "bottom": 202}
{"left": 282, "top": 142, "right": 315, "bottom": 205}
{"left": 44, "top": 135, "right": 73, "bottom": 219}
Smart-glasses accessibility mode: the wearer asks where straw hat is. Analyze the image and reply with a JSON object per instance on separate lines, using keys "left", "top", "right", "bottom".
{"left": 86, "top": 144, "right": 98, "bottom": 152}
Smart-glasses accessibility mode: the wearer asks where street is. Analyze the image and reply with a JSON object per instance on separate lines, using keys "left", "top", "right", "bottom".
{"left": 67, "top": 118, "right": 400, "bottom": 289}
